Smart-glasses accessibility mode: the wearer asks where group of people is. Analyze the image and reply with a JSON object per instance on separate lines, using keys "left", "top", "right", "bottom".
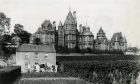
{"left": 25, "top": 62, "right": 57, "bottom": 73}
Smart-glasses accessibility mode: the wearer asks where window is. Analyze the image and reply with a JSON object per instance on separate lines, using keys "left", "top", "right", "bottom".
{"left": 44, "top": 54, "right": 49, "bottom": 59}
{"left": 25, "top": 53, "right": 29, "bottom": 60}
{"left": 34, "top": 53, "right": 39, "bottom": 59}
{"left": 51, "top": 38, "right": 53, "bottom": 42}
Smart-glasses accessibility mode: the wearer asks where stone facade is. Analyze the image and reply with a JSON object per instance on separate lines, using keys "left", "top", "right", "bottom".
{"left": 30, "top": 20, "right": 56, "bottom": 46}
{"left": 16, "top": 44, "right": 56, "bottom": 72}
{"left": 78, "top": 25, "right": 94, "bottom": 49}
{"left": 58, "top": 21, "right": 64, "bottom": 47}
{"left": 95, "top": 28, "right": 127, "bottom": 51}
{"left": 58, "top": 11, "right": 78, "bottom": 48}
{"left": 109, "top": 32, "right": 127, "bottom": 51}
{"left": 95, "top": 27, "right": 109, "bottom": 50}
{"left": 29, "top": 10, "right": 127, "bottom": 52}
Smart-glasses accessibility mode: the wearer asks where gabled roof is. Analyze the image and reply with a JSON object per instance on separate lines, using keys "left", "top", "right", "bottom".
{"left": 81, "top": 26, "right": 93, "bottom": 36}
{"left": 109, "top": 32, "right": 124, "bottom": 44}
{"left": 95, "top": 37, "right": 109, "bottom": 44}
{"left": 58, "top": 21, "right": 63, "bottom": 26}
{"left": 98, "top": 27, "right": 104, "bottom": 34}
{"left": 41, "top": 20, "right": 52, "bottom": 29}
{"left": 17, "top": 44, "right": 55, "bottom": 53}
{"left": 64, "top": 11, "right": 76, "bottom": 25}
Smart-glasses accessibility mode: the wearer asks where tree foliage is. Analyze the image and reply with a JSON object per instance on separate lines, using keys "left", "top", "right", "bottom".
{"left": 33, "top": 38, "right": 41, "bottom": 45}
{"left": 0, "top": 12, "right": 10, "bottom": 35}
{"left": 14, "top": 24, "right": 24, "bottom": 34}
{"left": 13, "top": 24, "right": 31, "bottom": 43}
{"left": 0, "top": 35, "right": 14, "bottom": 61}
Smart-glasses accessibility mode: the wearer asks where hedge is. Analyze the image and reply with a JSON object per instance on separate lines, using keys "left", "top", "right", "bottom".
{"left": 19, "top": 78, "right": 93, "bottom": 84}
{"left": 0, "top": 66, "right": 21, "bottom": 84}
{"left": 56, "top": 55, "right": 139, "bottom": 62}
{"left": 22, "top": 72, "right": 70, "bottom": 78}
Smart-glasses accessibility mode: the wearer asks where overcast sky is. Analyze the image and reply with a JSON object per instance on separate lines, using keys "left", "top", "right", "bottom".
{"left": 0, "top": 0, "right": 140, "bottom": 48}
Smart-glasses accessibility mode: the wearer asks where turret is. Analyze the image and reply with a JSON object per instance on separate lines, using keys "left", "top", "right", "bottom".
{"left": 114, "top": 35, "right": 120, "bottom": 50}
{"left": 73, "top": 11, "right": 77, "bottom": 24}
{"left": 97, "top": 27, "right": 105, "bottom": 40}
{"left": 79, "top": 24, "right": 83, "bottom": 33}
{"left": 52, "top": 21, "right": 56, "bottom": 30}
{"left": 123, "top": 36, "right": 127, "bottom": 51}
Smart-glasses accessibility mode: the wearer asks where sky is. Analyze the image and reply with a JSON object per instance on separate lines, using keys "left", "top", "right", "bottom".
{"left": 0, "top": 0, "right": 140, "bottom": 48}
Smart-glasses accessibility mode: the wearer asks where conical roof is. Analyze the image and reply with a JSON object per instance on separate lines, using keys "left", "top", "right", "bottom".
{"left": 58, "top": 21, "right": 62, "bottom": 26}
{"left": 82, "top": 27, "right": 93, "bottom": 36}
{"left": 109, "top": 32, "right": 123, "bottom": 44}
{"left": 123, "top": 36, "right": 127, "bottom": 43}
{"left": 64, "top": 11, "right": 75, "bottom": 25}
{"left": 98, "top": 27, "right": 104, "bottom": 34}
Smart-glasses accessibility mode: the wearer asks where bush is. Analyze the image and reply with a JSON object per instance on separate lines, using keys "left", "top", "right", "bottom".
{"left": 22, "top": 72, "right": 69, "bottom": 78}
{"left": 62, "top": 61, "right": 140, "bottom": 83}
{"left": 0, "top": 66, "right": 21, "bottom": 84}
{"left": 19, "top": 78, "right": 93, "bottom": 84}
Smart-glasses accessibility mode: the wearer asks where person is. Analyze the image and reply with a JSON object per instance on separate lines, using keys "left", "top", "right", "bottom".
{"left": 60, "top": 63, "right": 64, "bottom": 73}
{"left": 40, "top": 64, "right": 45, "bottom": 72}
{"left": 34, "top": 63, "right": 40, "bottom": 72}
{"left": 92, "top": 71, "right": 98, "bottom": 81}
{"left": 25, "top": 63, "right": 31, "bottom": 73}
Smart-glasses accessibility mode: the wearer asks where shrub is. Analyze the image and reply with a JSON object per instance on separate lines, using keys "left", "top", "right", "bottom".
{"left": 0, "top": 66, "right": 21, "bottom": 84}
{"left": 62, "top": 61, "right": 140, "bottom": 83}
{"left": 22, "top": 72, "right": 69, "bottom": 78}
{"left": 19, "top": 78, "right": 93, "bottom": 84}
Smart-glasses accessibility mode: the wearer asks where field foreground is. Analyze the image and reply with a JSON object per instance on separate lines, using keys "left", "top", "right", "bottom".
{"left": 19, "top": 77, "right": 93, "bottom": 84}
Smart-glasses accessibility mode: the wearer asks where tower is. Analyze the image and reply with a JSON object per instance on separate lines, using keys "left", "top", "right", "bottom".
{"left": 58, "top": 21, "right": 64, "bottom": 47}
{"left": 63, "top": 10, "right": 77, "bottom": 48}
{"left": 123, "top": 36, "right": 127, "bottom": 51}
{"left": 97, "top": 27, "right": 105, "bottom": 40}
{"left": 114, "top": 35, "right": 120, "bottom": 50}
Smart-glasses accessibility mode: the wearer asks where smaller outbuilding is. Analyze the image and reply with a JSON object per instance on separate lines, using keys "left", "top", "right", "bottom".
{"left": 16, "top": 44, "right": 56, "bottom": 73}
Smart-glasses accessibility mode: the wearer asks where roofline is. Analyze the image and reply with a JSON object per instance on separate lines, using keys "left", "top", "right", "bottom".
{"left": 16, "top": 51, "right": 55, "bottom": 53}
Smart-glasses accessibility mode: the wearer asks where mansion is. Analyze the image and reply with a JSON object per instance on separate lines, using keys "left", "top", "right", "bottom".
{"left": 28, "top": 10, "right": 127, "bottom": 52}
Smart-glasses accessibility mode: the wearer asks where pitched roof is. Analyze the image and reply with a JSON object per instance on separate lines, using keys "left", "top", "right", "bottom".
{"left": 36, "top": 27, "right": 45, "bottom": 34}
{"left": 81, "top": 26, "right": 93, "bottom": 36}
{"left": 58, "top": 21, "right": 63, "bottom": 26}
{"left": 98, "top": 27, "right": 104, "bottom": 34}
{"left": 95, "top": 37, "right": 109, "bottom": 44}
{"left": 64, "top": 11, "right": 76, "bottom": 25}
{"left": 109, "top": 32, "right": 124, "bottom": 44}
{"left": 41, "top": 20, "right": 52, "bottom": 29}
{"left": 17, "top": 44, "right": 55, "bottom": 53}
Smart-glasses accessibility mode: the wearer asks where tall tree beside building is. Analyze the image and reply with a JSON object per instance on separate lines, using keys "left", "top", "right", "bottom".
{"left": 0, "top": 12, "right": 11, "bottom": 62}
{"left": 13, "top": 24, "right": 31, "bottom": 43}
{"left": 0, "top": 12, "right": 11, "bottom": 35}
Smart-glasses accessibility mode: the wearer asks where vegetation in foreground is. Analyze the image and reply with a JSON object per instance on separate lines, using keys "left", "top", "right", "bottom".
{"left": 62, "top": 60, "right": 140, "bottom": 84}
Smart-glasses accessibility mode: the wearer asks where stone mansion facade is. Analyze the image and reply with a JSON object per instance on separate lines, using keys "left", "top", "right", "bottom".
{"left": 29, "top": 10, "right": 127, "bottom": 52}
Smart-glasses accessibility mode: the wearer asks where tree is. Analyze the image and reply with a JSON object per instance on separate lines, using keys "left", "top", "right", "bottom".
{"left": 87, "top": 48, "right": 92, "bottom": 53}
{"left": 0, "top": 35, "right": 13, "bottom": 62}
{"left": 0, "top": 12, "right": 11, "bottom": 35}
{"left": 14, "top": 24, "right": 23, "bottom": 34}
{"left": 33, "top": 38, "right": 41, "bottom": 45}
{"left": 74, "top": 45, "right": 81, "bottom": 53}
{"left": 13, "top": 24, "right": 31, "bottom": 43}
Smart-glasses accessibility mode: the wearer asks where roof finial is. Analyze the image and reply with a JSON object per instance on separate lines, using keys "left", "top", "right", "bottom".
{"left": 86, "top": 20, "right": 88, "bottom": 27}
{"left": 69, "top": 5, "right": 71, "bottom": 11}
